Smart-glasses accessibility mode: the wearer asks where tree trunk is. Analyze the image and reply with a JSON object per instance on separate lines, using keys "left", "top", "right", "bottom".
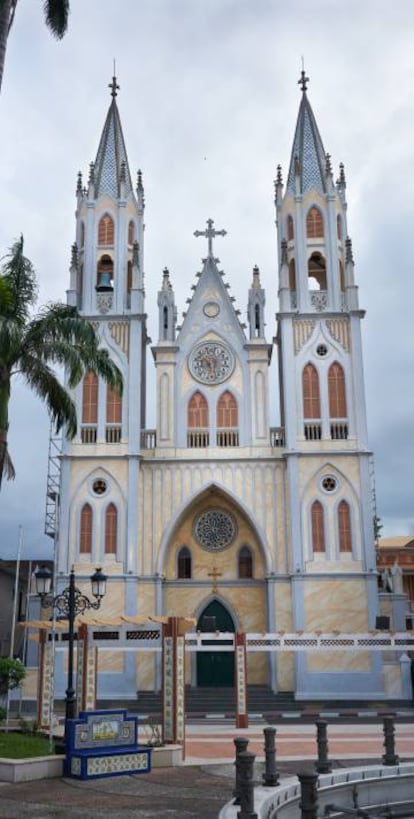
{"left": 0, "top": 0, "right": 15, "bottom": 94}
{"left": 0, "top": 376, "right": 12, "bottom": 488}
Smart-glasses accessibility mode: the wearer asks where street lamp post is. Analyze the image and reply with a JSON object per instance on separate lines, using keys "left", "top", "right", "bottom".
{"left": 35, "top": 565, "right": 107, "bottom": 722}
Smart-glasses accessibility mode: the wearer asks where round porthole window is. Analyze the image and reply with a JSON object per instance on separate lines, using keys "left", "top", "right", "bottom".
{"left": 321, "top": 475, "right": 338, "bottom": 493}
{"left": 92, "top": 478, "right": 107, "bottom": 496}
{"left": 316, "top": 344, "right": 328, "bottom": 357}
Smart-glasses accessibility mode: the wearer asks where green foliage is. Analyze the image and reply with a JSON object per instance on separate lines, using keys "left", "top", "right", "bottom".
{"left": 18, "top": 717, "right": 40, "bottom": 735}
{"left": 0, "top": 731, "right": 53, "bottom": 759}
{"left": 0, "top": 707, "right": 6, "bottom": 724}
{"left": 0, "top": 657, "right": 26, "bottom": 696}
{"left": 0, "top": 236, "right": 123, "bottom": 485}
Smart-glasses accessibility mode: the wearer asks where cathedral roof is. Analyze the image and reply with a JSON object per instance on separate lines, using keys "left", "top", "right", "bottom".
{"left": 94, "top": 76, "right": 133, "bottom": 199}
{"left": 286, "top": 73, "right": 327, "bottom": 196}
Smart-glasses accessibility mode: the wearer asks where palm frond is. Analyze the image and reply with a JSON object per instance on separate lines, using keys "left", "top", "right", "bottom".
{"left": 1, "top": 236, "right": 37, "bottom": 324}
{"left": 3, "top": 447, "right": 15, "bottom": 480}
{"left": 21, "top": 355, "right": 77, "bottom": 438}
{"left": 0, "top": 317, "right": 23, "bottom": 368}
{"left": 43, "top": 0, "right": 69, "bottom": 39}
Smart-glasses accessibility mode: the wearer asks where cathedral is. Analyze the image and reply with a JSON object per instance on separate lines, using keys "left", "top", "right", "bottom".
{"left": 55, "top": 71, "right": 387, "bottom": 702}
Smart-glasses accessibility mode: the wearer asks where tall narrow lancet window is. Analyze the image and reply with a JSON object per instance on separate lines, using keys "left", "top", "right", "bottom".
{"left": 128, "top": 220, "right": 135, "bottom": 245}
{"left": 338, "top": 500, "right": 352, "bottom": 553}
{"left": 98, "top": 214, "right": 114, "bottom": 245}
{"left": 80, "top": 222, "right": 85, "bottom": 248}
{"left": 337, "top": 215, "right": 343, "bottom": 241}
{"left": 311, "top": 501, "right": 325, "bottom": 553}
{"left": 177, "top": 547, "right": 192, "bottom": 579}
{"left": 82, "top": 372, "right": 98, "bottom": 423}
{"left": 105, "top": 503, "right": 118, "bottom": 555}
{"left": 329, "top": 362, "right": 348, "bottom": 440}
{"left": 80, "top": 504, "right": 93, "bottom": 554}
{"left": 287, "top": 215, "right": 294, "bottom": 241}
{"left": 306, "top": 206, "right": 324, "bottom": 238}
{"left": 217, "top": 390, "right": 239, "bottom": 446}
{"left": 127, "top": 261, "right": 132, "bottom": 293}
{"left": 339, "top": 261, "right": 345, "bottom": 292}
{"left": 187, "top": 391, "right": 209, "bottom": 447}
{"left": 106, "top": 385, "right": 122, "bottom": 443}
{"left": 289, "top": 259, "right": 296, "bottom": 290}
{"left": 238, "top": 546, "right": 253, "bottom": 579}
{"left": 303, "top": 364, "right": 321, "bottom": 440}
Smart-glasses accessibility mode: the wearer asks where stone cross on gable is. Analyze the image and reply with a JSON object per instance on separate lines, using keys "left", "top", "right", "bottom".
{"left": 194, "top": 218, "right": 227, "bottom": 258}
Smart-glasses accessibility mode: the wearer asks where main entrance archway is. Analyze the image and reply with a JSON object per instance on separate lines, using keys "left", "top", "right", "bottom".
{"left": 196, "top": 600, "right": 235, "bottom": 687}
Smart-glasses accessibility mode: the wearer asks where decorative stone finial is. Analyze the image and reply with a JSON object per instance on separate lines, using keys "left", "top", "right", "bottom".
{"left": 345, "top": 236, "right": 354, "bottom": 264}
{"left": 76, "top": 171, "right": 83, "bottom": 195}
{"left": 281, "top": 238, "right": 288, "bottom": 266}
{"left": 252, "top": 265, "right": 261, "bottom": 289}
{"left": 70, "top": 243, "right": 78, "bottom": 270}
{"left": 162, "top": 267, "right": 172, "bottom": 291}
{"left": 137, "top": 169, "right": 143, "bottom": 190}
{"left": 325, "top": 153, "right": 332, "bottom": 176}
{"left": 337, "top": 162, "right": 346, "bottom": 188}
{"left": 276, "top": 165, "right": 283, "bottom": 186}
{"left": 88, "top": 161, "right": 95, "bottom": 186}
{"left": 132, "top": 240, "right": 139, "bottom": 267}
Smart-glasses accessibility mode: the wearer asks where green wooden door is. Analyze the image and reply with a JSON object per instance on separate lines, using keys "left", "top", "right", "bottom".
{"left": 196, "top": 601, "right": 235, "bottom": 687}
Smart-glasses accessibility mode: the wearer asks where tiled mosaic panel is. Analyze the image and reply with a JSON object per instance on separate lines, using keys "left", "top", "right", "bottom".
{"left": 85, "top": 646, "right": 96, "bottom": 710}
{"left": 71, "top": 757, "right": 81, "bottom": 776}
{"left": 40, "top": 641, "right": 54, "bottom": 726}
{"left": 236, "top": 645, "right": 246, "bottom": 715}
{"left": 176, "top": 636, "right": 185, "bottom": 741}
{"left": 87, "top": 752, "right": 149, "bottom": 776}
{"left": 76, "top": 639, "right": 84, "bottom": 708}
{"left": 163, "top": 637, "right": 173, "bottom": 741}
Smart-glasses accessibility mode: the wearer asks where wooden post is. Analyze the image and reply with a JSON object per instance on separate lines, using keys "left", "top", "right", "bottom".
{"left": 235, "top": 631, "right": 248, "bottom": 728}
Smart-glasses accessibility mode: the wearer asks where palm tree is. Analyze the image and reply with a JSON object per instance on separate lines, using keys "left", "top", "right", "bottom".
{"left": 0, "top": 236, "right": 122, "bottom": 488}
{"left": 0, "top": 0, "right": 69, "bottom": 93}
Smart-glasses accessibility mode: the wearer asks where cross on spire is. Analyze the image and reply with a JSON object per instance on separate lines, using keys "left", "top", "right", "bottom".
{"left": 298, "top": 68, "right": 309, "bottom": 93}
{"left": 109, "top": 72, "right": 120, "bottom": 99}
{"left": 194, "top": 218, "right": 227, "bottom": 258}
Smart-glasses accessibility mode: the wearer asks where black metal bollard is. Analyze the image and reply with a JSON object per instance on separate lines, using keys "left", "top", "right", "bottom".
{"left": 298, "top": 771, "right": 319, "bottom": 819}
{"left": 315, "top": 718, "right": 332, "bottom": 773}
{"left": 237, "top": 750, "right": 258, "bottom": 819}
{"left": 233, "top": 736, "right": 249, "bottom": 804}
{"left": 262, "top": 726, "right": 279, "bottom": 786}
{"left": 382, "top": 714, "right": 399, "bottom": 766}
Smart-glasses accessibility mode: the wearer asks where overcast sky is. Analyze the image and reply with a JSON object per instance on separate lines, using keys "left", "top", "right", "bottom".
{"left": 0, "top": 0, "right": 413, "bottom": 559}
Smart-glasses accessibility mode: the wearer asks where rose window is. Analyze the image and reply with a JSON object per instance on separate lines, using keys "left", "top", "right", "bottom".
{"left": 193, "top": 509, "right": 237, "bottom": 552}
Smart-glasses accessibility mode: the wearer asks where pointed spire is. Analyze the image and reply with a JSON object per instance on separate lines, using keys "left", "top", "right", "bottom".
{"left": 286, "top": 72, "right": 327, "bottom": 196}
{"left": 162, "top": 267, "right": 172, "bottom": 291}
{"left": 93, "top": 75, "right": 133, "bottom": 199}
{"left": 337, "top": 162, "right": 346, "bottom": 188}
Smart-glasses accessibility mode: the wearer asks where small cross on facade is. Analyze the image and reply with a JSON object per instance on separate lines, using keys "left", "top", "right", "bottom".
{"left": 194, "top": 218, "right": 227, "bottom": 258}
{"left": 298, "top": 69, "right": 309, "bottom": 93}
{"left": 208, "top": 563, "right": 222, "bottom": 594}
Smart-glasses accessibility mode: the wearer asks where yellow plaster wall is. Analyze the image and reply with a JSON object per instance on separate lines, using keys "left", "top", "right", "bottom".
{"left": 136, "top": 653, "right": 156, "bottom": 691}
{"left": 98, "top": 650, "right": 124, "bottom": 672}
{"left": 304, "top": 579, "right": 370, "bottom": 671}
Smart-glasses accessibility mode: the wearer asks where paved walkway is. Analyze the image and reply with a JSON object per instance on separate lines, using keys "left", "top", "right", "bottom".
{"left": 0, "top": 719, "right": 413, "bottom": 818}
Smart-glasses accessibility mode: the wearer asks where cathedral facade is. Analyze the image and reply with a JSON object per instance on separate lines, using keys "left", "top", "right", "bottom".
{"left": 56, "top": 73, "right": 385, "bottom": 701}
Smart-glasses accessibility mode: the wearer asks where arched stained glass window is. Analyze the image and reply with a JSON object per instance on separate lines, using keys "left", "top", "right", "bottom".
{"left": 303, "top": 364, "right": 320, "bottom": 419}
{"left": 306, "top": 207, "right": 324, "bottom": 238}
{"left": 311, "top": 501, "right": 325, "bottom": 553}
{"left": 82, "top": 371, "right": 98, "bottom": 424}
{"left": 338, "top": 500, "right": 352, "bottom": 553}
{"left": 287, "top": 215, "right": 294, "bottom": 241}
{"left": 105, "top": 503, "right": 117, "bottom": 554}
{"left": 80, "top": 503, "right": 92, "bottom": 554}
{"left": 98, "top": 214, "right": 114, "bottom": 245}
{"left": 177, "top": 546, "right": 192, "bottom": 579}
{"left": 217, "top": 391, "right": 238, "bottom": 428}
{"left": 238, "top": 546, "right": 253, "bottom": 578}
{"left": 328, "top": 362, "right": 347, "bottom": 418}
{"left": 188, "top": 391, "right": 208, "bottom": 428}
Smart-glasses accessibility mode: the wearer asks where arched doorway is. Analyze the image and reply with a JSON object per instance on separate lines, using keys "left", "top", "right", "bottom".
{"left": 196, "top": 600, "right": 235, "bottom": 687}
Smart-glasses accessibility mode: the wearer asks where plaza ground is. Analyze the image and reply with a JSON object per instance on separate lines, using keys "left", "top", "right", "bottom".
{"left": 1, "top": 716, "right": 414, "bottom": 818}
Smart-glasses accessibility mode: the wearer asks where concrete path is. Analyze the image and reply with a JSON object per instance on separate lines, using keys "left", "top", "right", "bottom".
{"left": 0, "top": 719, "right": 413, "bottom": 818}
